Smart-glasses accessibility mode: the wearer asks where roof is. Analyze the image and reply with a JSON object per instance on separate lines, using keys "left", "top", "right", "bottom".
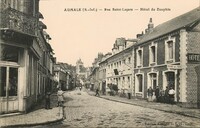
{"left": 39, "top": 21, "right": 47, "bottom": 29}
{"left": 38, "top": 12, "right": 44, "bottom": 19}
{"left": 136, "top": 7, "right": 200, "bottom": 45}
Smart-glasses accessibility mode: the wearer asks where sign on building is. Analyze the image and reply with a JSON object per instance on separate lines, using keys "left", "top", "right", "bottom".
{"left": 187, "top": 53, "right": 200, "bottom": 63}
{"left": 167, "top": 65, "right": 182, "bottom": 70}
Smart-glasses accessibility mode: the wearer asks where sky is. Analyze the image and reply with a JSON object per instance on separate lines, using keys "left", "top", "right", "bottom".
{"left": 39, "top": 0, "right": 199, "bottom": 67}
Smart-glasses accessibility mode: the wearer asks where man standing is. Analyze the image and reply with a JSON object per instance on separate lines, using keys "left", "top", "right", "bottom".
{"left": 95, "top": 88, "right": 100, "bottom": 96}
{"left": 155, "top": 86, "right": 160, "bottom": 102}
{"left": 164, "top": 86, "right": 169, "bottom": 103}
{"left": 147, "top": 86, "right": 153, "bottom": 102}
{"left": 45, "top": 92, "right": 51, "bottom": 109}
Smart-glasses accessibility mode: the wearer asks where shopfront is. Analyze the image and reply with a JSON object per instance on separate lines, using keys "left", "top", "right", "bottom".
{"left": 0, "top": 44, "right": 22, "bottom": 114}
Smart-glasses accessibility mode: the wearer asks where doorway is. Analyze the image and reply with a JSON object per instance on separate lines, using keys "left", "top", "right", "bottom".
{"left": 0, "top": 66, "right": 19, "bottom": 113}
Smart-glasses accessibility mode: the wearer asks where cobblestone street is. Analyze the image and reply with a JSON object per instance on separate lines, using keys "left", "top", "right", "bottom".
{"left": 31, "top": 88, "right": 200, "bottom": 128}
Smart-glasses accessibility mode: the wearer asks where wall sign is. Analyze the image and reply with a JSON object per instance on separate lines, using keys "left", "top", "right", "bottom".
{"left": 187, "top": 53, "right": 200, "bottom": 63}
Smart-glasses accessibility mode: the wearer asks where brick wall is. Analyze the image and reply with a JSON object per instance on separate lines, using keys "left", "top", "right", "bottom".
{"left": 186, "top": 23, "right": 200, "bottom": 108}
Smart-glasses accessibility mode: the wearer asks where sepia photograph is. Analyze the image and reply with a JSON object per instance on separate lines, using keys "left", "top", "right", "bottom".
{"left": 0, "top": 0, "right": 200, "bottom": 127}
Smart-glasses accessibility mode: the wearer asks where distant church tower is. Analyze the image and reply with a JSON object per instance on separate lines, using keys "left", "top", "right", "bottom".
{"left": 76, "top": 58, "right": 84, "bottom": 75}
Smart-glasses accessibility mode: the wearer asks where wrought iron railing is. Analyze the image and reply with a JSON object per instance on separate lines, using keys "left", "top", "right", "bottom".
{"left": 0, "top": 7, "right": 37, "bottom": 36}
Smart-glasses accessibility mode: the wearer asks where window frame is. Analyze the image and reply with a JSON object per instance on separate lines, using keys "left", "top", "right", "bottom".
{"left": 136, "top": 47, "right": 143, "bottom": 68}
{"left": 165, "top": 37, "right": 175, "bottom": 64}
{"left": 149, "top": 42, "right": 157, "bottom": 66}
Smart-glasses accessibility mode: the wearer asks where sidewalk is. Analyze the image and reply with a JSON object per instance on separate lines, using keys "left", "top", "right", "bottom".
{"left": 88, "top": 91, "right": 200, "bottom": 119}
{"left": 0, "top": 93, "right": 64, "bottom": 128}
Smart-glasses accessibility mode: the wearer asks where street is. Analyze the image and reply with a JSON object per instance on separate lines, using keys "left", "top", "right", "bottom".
{"left": 33, "top": 89, "right": 200, "bottom": 128}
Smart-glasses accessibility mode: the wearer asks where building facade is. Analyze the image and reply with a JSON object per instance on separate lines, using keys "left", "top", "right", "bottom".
{"left": 100, "top": 38, "right": 137, "bottom": 95}
{"left": 54, "top": 63, "right": 73, "bottom": 90}
{"left": 133, "top": 8, "right": 200, "bottom": 108}
{"left": 0, "top": 0, "right": 55, "bottom": 114}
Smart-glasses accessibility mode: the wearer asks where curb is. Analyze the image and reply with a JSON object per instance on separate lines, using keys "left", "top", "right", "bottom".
{"left": 0, "top": 107, "right": 65, "bottom": 128}
{"left": 89, "top": 92, "right": 200, "bottom": 119}
{"left": 1, "top": 118, "right": 64, "bottom": 128}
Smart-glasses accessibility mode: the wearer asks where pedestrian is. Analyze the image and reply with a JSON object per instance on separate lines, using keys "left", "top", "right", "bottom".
{"left": 147, "top": 86, "right": 153, "bottom": 102}
{"left": 159, "top": 88, "right": 165, "bottom": 103}
{"left": 168, "top": 86, "right": 175, "bottom": 104}
{"left": 127, "top": 88, "right": 132, "bottom": 99}
{"left": 155, "top": 86, "right": 160, "bottom": 102}
{"left": 79, "top": 86, "right": 82, "bottom": 91}
{"left": 164, "top": 86, "right": 169, "bottom": 103}
{"left": 95, "top": 88, "right": 100, "bottom": 96}
{"left": 45, "top": 91, "right": 51, "bottom": 109}
{"left": 57, "top": 88, "right": 64, "bottom": 107}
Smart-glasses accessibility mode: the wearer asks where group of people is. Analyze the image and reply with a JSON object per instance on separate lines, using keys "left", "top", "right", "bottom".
{"left": 45, "top": 87, "right": 65, "bottom": 109}
{"left": 147, "top": 85, "right": 175, "bottom": 104}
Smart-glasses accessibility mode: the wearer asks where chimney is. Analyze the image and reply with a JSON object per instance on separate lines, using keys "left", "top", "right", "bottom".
{"left": 136, "top": 31, "right": 144, "bottom": 39}
{"left": 145, "top": 18, "right": 154, "bottom": 34}
{"left": 148, "top": 18, "right": 154, "bottom": 31}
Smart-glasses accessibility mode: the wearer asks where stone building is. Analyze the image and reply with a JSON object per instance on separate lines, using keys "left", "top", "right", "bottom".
{"left": 0, "top": 0, "right": 55, "bottom": 114}
{"left": 133, "top": 7, "right": 200, "bottom": 108}
{"left": 99, "top": 38, "right": 137, "bottom": 95}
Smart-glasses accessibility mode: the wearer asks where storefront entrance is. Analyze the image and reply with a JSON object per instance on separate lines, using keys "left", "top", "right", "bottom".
{"left": 0, "top": 44, "right": 20, "bottom": 114}
{"left": 0, "top": 66, "right": 19, "bottom": 113}
{"left": 166, "top": 72, "right": 175, "bottom": 88}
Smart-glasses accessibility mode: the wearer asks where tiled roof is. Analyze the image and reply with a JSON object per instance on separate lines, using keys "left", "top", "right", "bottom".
{"left": 137, "top": 7, "right": 200, "bottom": 45}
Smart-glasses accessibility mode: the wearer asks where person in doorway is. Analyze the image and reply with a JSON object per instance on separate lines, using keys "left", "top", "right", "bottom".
{"left": 57, "top": 88, "right": 64, "bottom": 107}
{"left": 147, "top": 86, "right": 153, "bottom": 102}
{"left": 168, "top": 86, "right": 175, "bottom": 104}
{"left": 95, "top": 88, "right": 100, "bottom": 96}
{"left": 155, "top": 86, "right": 160, "bottom": 102}
{"left": 45, "top": 92, "right": 51, "bottom": 109}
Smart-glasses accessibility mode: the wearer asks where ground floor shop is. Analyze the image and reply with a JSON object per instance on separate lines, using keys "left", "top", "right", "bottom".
{"left": 134, "top": 64, "right": 200, "bottom": 108}
{"left": 0, "top": 37, "right": 52, "bottom": 114}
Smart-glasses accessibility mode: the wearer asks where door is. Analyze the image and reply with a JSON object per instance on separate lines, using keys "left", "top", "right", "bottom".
{"left": 0, "top": 66, "right": 19, "bottom": 113}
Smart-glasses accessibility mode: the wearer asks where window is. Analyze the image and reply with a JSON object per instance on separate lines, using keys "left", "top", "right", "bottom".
{"left": 165, "top": 39, "right": 175, "bottom": 63}
{"left": 123, "top": 59, "right": 126, "bottom": 64}
{"left": 137, "top": 74, "right": 143, "bottom": 92}
{"left": 0, "top": 67, "right": 18, "bottom": 97}
{"left": 128, "top": 57, "right": 131, "bottom": 64}
{"left": 127, "top": 76, "right": 130, "bottom": 88}
{"left": 9, "top": 68, "right": 18, "bottom": 96}
{"left": 137, "top": 49, "right": 143, "bottom": 67}
{"left": 0, "top": 67, "right": 6, "bottom": 97}
{"left": 168, "top": 41, "right": 173, "bottom": 60}
{"left": 0, "top": 45, "right": 19, "bottom": 62}
{"left": 150, "top": 46, "right": 156, "bottom": 63}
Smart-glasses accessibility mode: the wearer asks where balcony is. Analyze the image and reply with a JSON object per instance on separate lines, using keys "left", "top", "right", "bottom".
{"left": 0, "top": 7, "right": 36, "bottom": 37}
